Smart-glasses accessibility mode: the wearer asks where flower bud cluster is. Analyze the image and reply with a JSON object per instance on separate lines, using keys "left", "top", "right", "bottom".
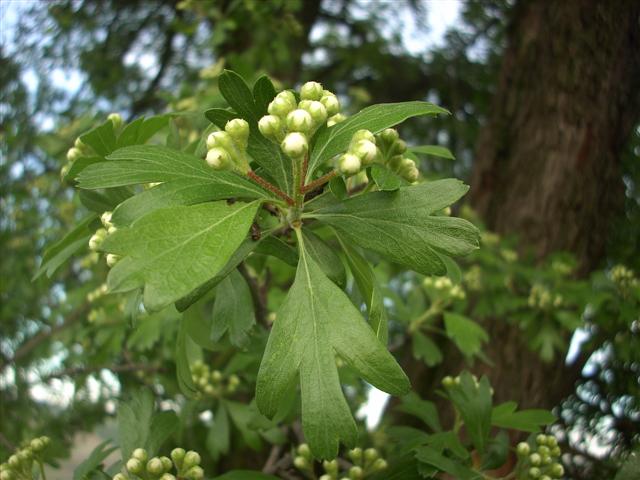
{"left": 441, "top": 374, "right": 494, "bottom": 395}
{"left": 337, "top": 130, "right": 380, "bottom": 176}
{"left": 259, "top": 82, "right": 343, "bottom": 159}
{"left": 190, "top": 360, "right": 240, "bottom": 398}
{"left": 374, "top": 128, "right": 419, "bottom": 182}
{"left": 88, "top": 211, "right": 121, "bottom": 268}
{"left": 422, "top": 276, "right": 465, "bottom": 301}
{"left": 293, "top": 444, "right": 387, "bottom": 480}
{"left": 463, "top": 265, "right": 482, "bottom": 291}
{"left": 61, "top": 136, "right": 91, "bottom": 179}
{"left": 1, "top": 436, "right": 50, "bottom": 480}
{"left": 501, "top": 248, "right": 518, "bottom": 263}
{"left": 610, "top": 264, "right": 638, "bottom": 291}
{"left": 516, "top": 434, "right": 564, "bottom": 479}
{"left": 115, "top": 447, "right": 204, "bottom": 480}
{"left": 528, "top": 284, "right": 563, "bottom": 310}
{"left": 87, "top": 283, "right": 108, "bottom": 302}
{"left": 205, "top": 118, "right": 251, "bottom": 173}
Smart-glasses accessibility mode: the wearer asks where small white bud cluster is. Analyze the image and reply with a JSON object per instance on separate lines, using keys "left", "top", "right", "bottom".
{"left": 62, "top": 137, "right": 90, "bottom": 179}
{"left": 516, "top": 435, "right": 564, "bottom": 479}
{"left": 463, "top": 265, "right": 482, "bottom": 291}
{"left": 87, "top": 283, "right": 108, "bottom": 302}
{"left": 528, "top": 284, "right": 563, "bottom": 310}
{"left": 116, "top": 447, "right": 203, "bottom": 480}
{"left": 422, "top": 276, "right": 466, "bottom": 301}
{"left": 374, "top": 128, "right": 419, "bottom": 182}
{"left": 88, "top": 211, "right": 121, "bottom": 268}
{"left": 336, "top": 129, "right": 379, "bottom": 176}
{"left": 501, "top": 248, "right": 518, "bottom": 263}
{"left": 294, "top": 444, "right": 388, "bottom": 480}
{"left": 205, "top": 118, "right": 251, "bottom": 173}
{"left": 1, "top": 436, "right": 50, "bottom": 480}
{"left": 259, "top": 82, "right": 343, "bottom": 159}
{"left": 190, "top": 360, "right": 240, "bottom": 398}
{"left": 610, "top": 264, "right": 639, "bottom": 291}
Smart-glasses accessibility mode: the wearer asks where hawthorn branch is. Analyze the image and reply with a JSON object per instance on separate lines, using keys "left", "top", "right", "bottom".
{"left": 301, "top": 170, "right": 337, "bottom": 193}
{"left": 247, "top": 171, "right": 295, "bottom": 206}
{"left": 238, "top": 262, "right": 268, "bottom": 326}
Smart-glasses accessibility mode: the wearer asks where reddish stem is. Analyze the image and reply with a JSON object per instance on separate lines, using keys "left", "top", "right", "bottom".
{"left": 247, "top": 171, "right": 295, "bottom": 206}
{"left": 301, "top": 170, "right": 338, "bottom": 193}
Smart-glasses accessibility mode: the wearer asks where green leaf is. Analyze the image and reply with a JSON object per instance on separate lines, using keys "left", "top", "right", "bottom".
{"left": 412, "top": 332, "right": 443, "bottom": 366}
{"left": 396, "top": 392, "right": 441, "bottom": 432}
{"left": 225, "top": 400, "right": 263, "bottom": 450}
{"left": 414, "top": 446, "right": 481, "bottom": 480}
{"left": 443, "top": 312, "right": 488, "bottom": 358}
{"left": 446, "top": 372, "right": 493, "bottom": 455}
{"left": 73, "top": 440, "right": 117, "bottom": 480}
{"left": 615, "top": 451, "right": 640, "bottom": 480}
{"left": 219, "top": 69, "right": 260, "bottom": 121}
{"left": 369, "top": 163, "right": 403, "bottom": 191}
{"left": 491, "top": 402, "right": 556, "bottom": 432}
{"left": 410, "top": 145, "right": 455, "bottom": 160}
{"left": 64, "top": 155, "right": 103, "bottom": 181}
{"left": 116, "top": 389, "right": 154, "bottom": 460}
{"left": 329, "top": 176, "right": 347, "bottom": 200}
{"left": 302, "top": 229, "right": 346, "bottom": 287}
{"left": 336, "top": 235, "right": 388, "bottom": 343}
{"left": 252, "top": 75, "right": 277, "bottom": 115}
{"left": 309, "top": 179, "right": 479, "bottom": 275}
{"left": 176, "top": 319, "right": 198, "bottom": 398}
{"left": 207, "top": 403, "right": 230, "bottom": 461}
{"left": 213, "top": 472, "right": 280, "bottom": 480}
{"left": 33, "top": 215, "right": 99, "bottom": 279}
{"left": 211, "top": 269, "right": 255, "bottom": 347}
{"left": 256, "top": 229, "right": 409, "bottom": 458}
{"left": 425, "top": 431, "right": 469, "bottom": 460}
{"left": 146, "top": 410, "right": 179, "bottom": 456}
{"left": 116, "top": 115, "right": 170, "bottom": 148}
{"left": 480, "top": 431, "right": 509, "bottom": 470}
{"left": 101, "top": 201, "right": 259, "bottom": 311}
{"left": 254, "top": 236, "right": 298, "bottom": 267}
{"left": 204, "top": 108, "right": 236, "bottom": 129}
{"left": 80, "top": 120, "right": 117, "bottom": 157}
{"left": 307, "top": 101, "right": 449, "bottom": 178}
{"left": 111, "top": 175, "right": 270, "bottom": 226}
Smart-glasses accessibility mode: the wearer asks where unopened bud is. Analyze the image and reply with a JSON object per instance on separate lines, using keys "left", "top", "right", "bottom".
{"left": 107, "top": 113, "right": 123, "bottom": 129}
{"left": 351, "top": 140, "right": 377, "bottom": 165}
{"left": 170, "top": 448, "right": 185, "bottom": 467}
{"left": 297, "top": 443, "right": 311, "bottom": 458}
{"left": 74, "top": 137, "right": 86, "bottom": 150}
{"left": 364, "top": 448, "right": 379, "bottom": 462}
{"left": 159, "top": 475, "right": 177, "bottom": 480}
{"left": 147, "top": 457, "right": 164, "bottom": 475}
{"left": 281, "top": 132, "right": 308, "bottom": 158}
{"left": 184, "top": 466, "right": 204, "bottom": 480}
{"left": 268, "top": 93, "right": 296, "bottom": 117}
{"left": 206, "top": 131, "right": 234, "bottom": 150}
{"left": 550, "top": 464, "right": 564, "bottom": 477}
{"left": 379, "top": 128, "right": 399, "bottom": 144}
{"left": 529, "top": 453, "right": 542, "bottom": 466}
{"left": 327, "top": 113, "right": 346, "bottom": 127}
{"left": 225, "top": 118, "right": 249, "bottom": 147}
{"left": 258, "top": 115, "right": 283, "bottom": 140}
{"left": 348, "top": 466, "right": 363, "bottom": 479}
{"left": 293, "top": 456, "right": 308, "bottom": 470}
{"left": 403, "top": 166, "right": 419, "bottom": 182}
{"left": 89, "top": 228, "right": 107, "bottom": 251}
{"left": 372, "top": 458, "right": 388, "bottom": 471}
{"left": 540, "top": 476, "right": 552, "bottom": 480}
{"left": 338, "top": 153, "right": 361, "bottom": 175}
{"left": 551, "top": 446, "right": 561, "bottom": 457}
{"left": 389, "top": 139, "right": 407, "bottom": 155}
{"left": 126, "top": 458, "right": 144, "bottom": 474}
{"left": 211, "top": 370, "right": 223, "bottom": 382}
{"left": 442, "top": 376, "right": 455, "bottom": 388}
{"left": 536, "top": 434, "right": 547, "bottom": 445}
{"left": 106, "top": 253, "right": 120, "bottom": 267}
{"left": 348, "top": 447, "right": 362, "bottom": 462}
{"left": 67, "top": 147, "right": 82, "bottom": 163}
{"left": 546, "top": 435, "right": 558, "bottom": 447}
{"left": 113, "top": 474, "right": 127, "bottom": 480}
{"left": 30, "top": 438, "right": 45, "bottom": 452}
{"left": 101, "top": 211, "right": 113, "bottom": 228}
{"left": 286, "top": 109, "right": 314, "bottom": 133}
{"left": 206, "top": 147, "right": 232, "bottom": 170}
{"left": 538, "top": 446, "right": 550, "bottom": 456}
{"left": 305, "top": 101, "right": 328, "bottom": 125}
{"left": 183, "top": 451, "right": 201, "bottom": 469}
{"left": 320, "top": 94, "right": 340, "bottom": 116}
{"left": 300, "top": 81, "right": 324, "bottom": 101}
{"left": 529, "top": 467, "right": 541, "bottom": 478}
{"left": 160, "top": 456, "right": 172, "bottom": 472}
{"left": 516, "top": 442, "right": 530, "bottom": 456}
{"left": 322, "top": 459, "right": 338, "bottom": 474}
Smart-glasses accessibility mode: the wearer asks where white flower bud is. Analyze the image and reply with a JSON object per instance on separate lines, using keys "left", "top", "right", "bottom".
{"left": 184, "top": 466, "right": 204, "bottom": 480}
{"left": 268, "top": 91, "right": 296, "bottom": 117}
{"left": 372, "top": 458, "right": 388, "bottom": 471}
{"left": 113, "top": 474, "right": 128, "bottom": 480}
{"left": 296, "top": 444, "right": 311, "bottom": 457}
{"left": 159, "top": 475, "right": 177, "bottom": 480}
{"left": 126, "top": 458, "right": 144, "bottom": 475}
{"left": 225, "top": 118, "right": 249, "bottom": 147}
{"left": 89, "top": 228, "right": 107, "bottom": 251}
{"left": 364, "top": 448, "right": 379, "bottom": 462}
{"left": 327, "top": 113, "right": 346, "bottom": 127}
{"left": 74, "top": 137, "right": 86, "bottom": 150}
{"left": 349, "top": 466, "right": 363, "bottom": 479}
{"left": 304, "top": 101, "right": 328, "bottom": 126}
{"left": 293, "top": 456, "right": 308, "bottom": 469}
{"left": 107, "top": 113, "right": 123, "bottom": 129}
{"left": 351, "top": 129, "right": 375, "bottom": 143}
{"left": 146, "top": 457, "right": 164, "bottom": 475}
{"left": 170, "top": 448, "right": 185, "bottom": 467}
{"left": 101, "top": 211, "right": 113, "bottom": 228}
{"left": 320, "top": 94, "right": 340, "bottom": 116}
{"left": 67, "top": 147, "right": 82, "bottom": 163}
{"left": 206, "top": 131, "right": 234, "bottom": 150}
{"left": 351, "top": 140, "right": 378, "bottom": 165}
{"left": 160, "top": 456, "right": 172, "bottom": 472}
{"left": 404, "top": 167, "right": 419, "bottom": 182}
{"left": 300, "top": 81, "right": 324, "bottom": 101}
{"left": 132, "top": 448, "right": 148, "bottom": 462}
{"left": 338, "top": 153, "right": 361, "bottom": 175}
{"left": 322, "top": 459, "right": 338, "bottom": 474}
{"left": 106, "top": 253, "right": 120, "bottom": 267}
{"left": 183, "top": 451, "right": 201, "bottom": 469}
{"left": 211, "top": 370, "right": 223, "bottom": 382}
{"left": 206, "top": 148, "right": 232, "bottom": 170}
{"left": 258, "top": 115, "right": 283, "bottom": 140}
{"left": 107, "top": 225, "right": 117, "bottom": 235}
{"left": 379, "top": 128, "right": 399, "bottom": 144}
{"left": 281, "top": 132, "right": 308, "bottom": 158}
{"left": 390, "top": 139, "right": 407, "bottom": 155}
{"left": 286, "top": 109, "right": 314, "bottom": 133}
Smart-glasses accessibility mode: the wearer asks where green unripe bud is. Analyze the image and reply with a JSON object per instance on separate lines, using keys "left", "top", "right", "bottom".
{"left": 372, "top": 458, "right": 388, "bottom": 471}
{"left": 30, "top": 438, "right": 45, "bottom": 452}
{"left": 17, "top": 449, "right": 32, "bottom": 462}
{"left": 293, "top": 456, "right": 308, "bottom": 470}
{"left": 442, "top": 376, "right": 455, "bottom": 388}
{"left": 550, "top": 463, "right": 564, "bottom": 477}
{"left": 170, "top": 448, "right": 185, "bottom": 467}
{"left": 211, "top": 370, "right": 223, "bottom": 382}
{"left": 348, "top": 466, "right": 363, "bottom": 479}
{"left": 528, "top": 467, "right": 541, "bottom": 478}
{"left": 106, "top": 253, "right": 120, "bottom": 267}
{"left": 184, "top": 466, "right": 204, "bottom": 480}
{"left": 404, "top": 166, "right": 419, "bottom": 182}
{"left": 351, "top": 129, "right": 375, "bottom": 143}
{"left": 7, "top": 456, "right": 20, "bottom": 469}
{"left": 132, "top": 449, "right": 148, "bottom": 461}
{"left": 351, "top": 140, "right": 378, "bottom": 165}
{"left": 206, "top": 147, "right": 232, "bottom": 170}
{"left": 516, "top": 442, "right": 530, "bottom": 456}
{"left": 540, "top": 476, "right": 552, "bottom": 480}
{"left": 319, "top": 475, "right": 332, "bottom": 480}
{"left": 126, "top": 458, "right": 144, "bottom": 474}
{"left": 107, "top": 113, "right": 123, "bottom": 129}
{"left": 338, "top": 153, "right": 361, "bottom": 175}
{"left": 538, "top": 446, "right": 550, "bottom": 456}
{"left": 112, "top": 474, "right": 127, "bottom": 480}
{"left": 225, "top": 118, "right": 250, "bottom": 147}
{"left": 300, "top": 81, "right": 324, "bottom": 101}
{"left": 101, "top": 211, "right": 113, "bottom": 229}
{"left": 541, "top": 454, "right": 552, "bottom": 465}
{"left": 159, "top": 474, "right": 177, "bottom": 480}
{"left": 258, "top": 115, "right": 283, "bottom": 140}
{"left": 67, "top": 147, "right": 82, "bottom": 163}
{"left": 183, "top": 451, "right": 201, "bottom": 469}
{"left": 320, "top": 94, "right": 340, "bottom": 116}
{"left": 268, "top": 94, "right": 296, "bottom": 117}
{"left": 0, "top": 471, "right": 13, "bottom": 480}
{"left": 39, "top": 436, "right": 50, "bottom": 447}
{"left": 348, "top": 447, "right": 362, "bottom": 462}
{"left": 529, "top": 453, "right": 542, "bottom": 466}
{"left": 536, "top": 434, "right": 547, "bottom": 445}
{"left": 206, "top": 131, "right": 235, "bottom": 150}
{"left": 364, "top": 448, "right": 379, "bottom": 462}
{"left": 74, "top": 137, "right": 86, "bottom": 150}
{"left": 286, "top": 109, "right": 314, "bottom": 133}
{"left": 551, "top": 446, "right": 561, "bottom": 457}
{"left": 305, "top": 100, "right": 328, "bottom": 125}
{"left": 387, "top": 154, "right": 403, "bottom": 170}
{"left": 379, "top": 128, "right": 399, "bottom": 144}
{"left": 327, "top": 113, "right": 346, "bottom": 127}
{"left": 147, "top": 457, "right": 164, "bottom": 475}
{"left": 389, "top": 139, "right": 407, "bottom": 155}
{"left": 281, "top": 132, "right": 308, "bottom": 158}
{"left": 159, "top": 457, "right": 172, "bottom": 472}
{"left": 546, "top": 436, "right": 558, "bottom": 447}
{"left": 322, "top": 459, "right": 338, "bottom": 474}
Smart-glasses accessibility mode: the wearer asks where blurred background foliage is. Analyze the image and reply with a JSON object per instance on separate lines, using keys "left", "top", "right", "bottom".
{"left": 1, "top": 1, "right": 639, "bottom": 479}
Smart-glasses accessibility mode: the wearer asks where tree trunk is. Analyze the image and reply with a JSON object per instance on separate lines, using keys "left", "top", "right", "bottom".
{"left": 463, "top": 0, "right": 640, "bottom": 411}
